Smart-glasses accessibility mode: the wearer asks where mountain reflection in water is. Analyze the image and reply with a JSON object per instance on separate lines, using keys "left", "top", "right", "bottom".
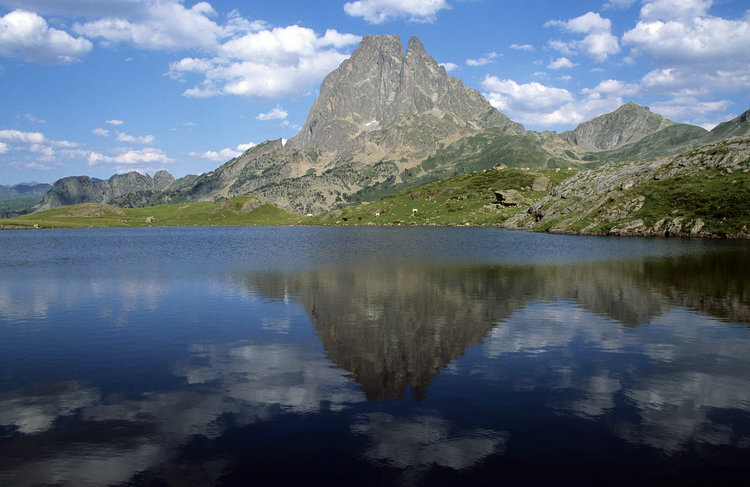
{"left": 1, "top": 228, "right": 749, "bottom": 486}
{"left": 239, "top": 250, "right": 750, "bottom": 401}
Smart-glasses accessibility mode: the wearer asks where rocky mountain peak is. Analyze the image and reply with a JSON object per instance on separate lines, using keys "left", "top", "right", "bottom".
{"left": 287, "top": 34, "right": 520, "bottom": 154}
{"left": 565, "top": 102, "right": 674, "bottom": 151}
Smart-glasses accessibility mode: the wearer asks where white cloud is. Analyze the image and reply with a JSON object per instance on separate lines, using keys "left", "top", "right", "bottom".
{"left": 87, "top": 147, "right": 173, "bottom": 166}
{"left": 92, "top": 128, "right": 110, "bottom": 137}
{"left": 623, "top": 12, "right": 750, "bottom": 69}
{"left": 236, "top": 142, "right": 256, "bottom": 152}
{"left": 582, "top": 79, "right": 640, "bottom": 97}
{"left": 649, "top": 96, "right": 732, "bottom": 126}
{"left": 106, "top": 119, "right": 124, "bottom": 125}
{"left": 545, "top": 12, "right": 620, "bottom": 62}
{"left": 466, "top": 52, "right": 499, "bottom": 67}
{"left": 510, "top": 43, "right": 534, "bottom": 51}
{"left": 343, "top": 0, "right": 451, "bottom": 24}
{"left": 639, "top": 0, "right": 712, "bottom": 21}
{"left": 116, "top": 132, "right": 155, "bottom": 144}
{"left": 547, "top": 57, "right": 576, "bottom": 70}
{"left": 439, "top": 62, "right": 458, "bottom": 72}
{"left": 256, "top": 107, "right": 288, "bottom": 121}
{"left": 481, "top": 75, "right": 625, "bottom": 128}
{"left": 621, "top": 2, "right": 750, "bottom": 100}
{"left": 0, "top": 129, "right": 46, "bottom": 144}
{"left": 482, "top": 76, "right": 574, "bottom": 116}
{"left": 0, "top": 10, "right": 92, "bottom": 64}
{"left": 0, "top": 142, "right": 9, "bottom": 154}
{"left": 73, "top": 1, "right": 222, "bottom": 51}
{"left": 190, "top": 142, "right": 256, "bottom": 161}
{"left": 170, "top": 26, "right": 360, "bottom": 99}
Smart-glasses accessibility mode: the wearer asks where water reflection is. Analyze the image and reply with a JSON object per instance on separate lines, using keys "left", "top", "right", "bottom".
{"left": 1, "top": 233, "right": 749, "bottom": 485}
{"left": 352, "top": 413, "right": 507, "bottom": 471}
{"left": 238, "top": 250, "right": 750, "bottom": 403}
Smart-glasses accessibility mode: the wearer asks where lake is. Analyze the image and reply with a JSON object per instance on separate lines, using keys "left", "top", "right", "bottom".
{"left": 1, "top": 226, "right": 749, "bottom": 486}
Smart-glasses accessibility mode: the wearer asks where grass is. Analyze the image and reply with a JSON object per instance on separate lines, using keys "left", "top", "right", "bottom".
{"left": 629, "top": 167, "right": 750, "bottom": 234}
{"left": 309, "top": 168, "right": 575, "bottom": 227}
{"left": 1, "top": 195, "right": 304, "bottom": 229}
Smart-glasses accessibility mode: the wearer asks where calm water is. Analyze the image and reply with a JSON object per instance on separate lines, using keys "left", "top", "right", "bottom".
{"left": 1, "top": 227, "right": 749, "bottom": 486}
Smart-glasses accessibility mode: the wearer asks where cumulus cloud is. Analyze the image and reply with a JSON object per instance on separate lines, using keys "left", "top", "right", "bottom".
{"left": 256, "top": 107, "right": 288, "bottom": 121}
{"left": 639, "top": 0, "right": 712, "bottom": 21}
{"left": 547, "top": 57, "right": 576, "bottom": 70}
{"left": 72, "top": 1, "right": 223, "bottom": 51}
{"left": 0, "top": 142, "right": 9, "bottom": 154}
{"left": 106, "top": 119, "right": 124, "bottom": 125}
{"left": 650, "top": 96, "right": 732, "bottom": 128}
{"left": 545, "top": 11, "right": 620, "bottom": 62}
{"left": 343, "top": 0, "right": 451, "bottom": 24}
{"left": 466, "top": 52, "right": 499, "bottom": 67}
{"left": 116, "top": 132, "right": 155, "bottom": 144}
{"left": 0, "top": 10, "right": 92, "bottom": 63}
{"left": 169, "top": 25, "right": 360, "bottom": 99}
{"left": 1, "top": 2, "right": 361, "bottom": 101}
{"left": 87, "top": 147, "right": 173, "bottom": 166}
{"left": 623, "top": 5, "right": 750, "bottom": 71}
{"left": 481, "top": 75, "right": 624, "bottom": 128}
{"left": 92, "top": 128, "right": 110, "bottom": 137}
{"left": 618, "top": 0, "right": 750, "bottom": 114}
{"left": 190, "top": 142, "right": 256, "bottom": 161}
{"left": 0, "top": 129, "right": 46, "bottom": 145}
{"left": 439, "top": 62, "right": 458, "bottom": 72}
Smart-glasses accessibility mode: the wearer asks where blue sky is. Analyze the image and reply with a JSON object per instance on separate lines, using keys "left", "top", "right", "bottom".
{"left": 1, "top": 0, "right": 748, "bottom": 185}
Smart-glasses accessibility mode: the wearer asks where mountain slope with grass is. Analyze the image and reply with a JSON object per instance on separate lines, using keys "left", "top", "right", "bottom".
{"left": 1, "top": 195, "right": 301, "bottom": 229}
{"left": 506, "top": 137, "right": 750, "bottom": 238}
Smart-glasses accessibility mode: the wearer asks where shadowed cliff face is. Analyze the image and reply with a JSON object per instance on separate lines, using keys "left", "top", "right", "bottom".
{"left": 236, "top": 251, "right": 750, "bottom": 401}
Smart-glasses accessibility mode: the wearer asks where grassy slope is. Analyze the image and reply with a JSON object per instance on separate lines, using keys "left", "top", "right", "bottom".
{"left": 1, "top": 195, "right": 303, "bottom": 229}
{"left": 310, "top": 168, "right": 576, "bottom": 226}
{"left": 630, "top": 167, "right": 750, "bottom": 235}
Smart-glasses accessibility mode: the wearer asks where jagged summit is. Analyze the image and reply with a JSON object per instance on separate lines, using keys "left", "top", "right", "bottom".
{"left": 288, "top": 34, "right": 521, "bottom": 155}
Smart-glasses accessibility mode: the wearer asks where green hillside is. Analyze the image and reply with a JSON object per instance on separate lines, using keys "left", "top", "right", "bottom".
{"left": 311, "top": 167, "right": 576, "bottom": 226}
{"left": 1, "top": 195, "right": 302, "bottom": 229}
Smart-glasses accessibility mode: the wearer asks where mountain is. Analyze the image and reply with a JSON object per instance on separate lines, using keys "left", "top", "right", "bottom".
{"left": 0, "top": 182, "right": 52, "bottom": 218}
{"left": 32, "top": 35, "right": 739, "bottom": 215}
{"left": 288, "top": 35, "right": 521, "bottom": 157}
{"left": 561, "top": 102, "right": 676, "bottom": 151}
{"left": 36, "top": 170, "right": 176, "bottom": 211}
{"left": 163, "top": 34, "right": 524, "bottom": 213}
{"left": 0, "top": 181, "right": 51, "bottom": 200}
{"left": 705, "top": 108, "right": 750, "bottom": 141}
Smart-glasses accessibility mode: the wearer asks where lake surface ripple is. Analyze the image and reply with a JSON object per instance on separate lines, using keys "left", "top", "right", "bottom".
{"left": 1, "top": 227, "right": 749, "bottom": 486}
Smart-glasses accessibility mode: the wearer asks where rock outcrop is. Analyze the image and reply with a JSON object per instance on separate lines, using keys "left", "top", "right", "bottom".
{"left": 506, "top": 137, "right": 750, "bottom": 238}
